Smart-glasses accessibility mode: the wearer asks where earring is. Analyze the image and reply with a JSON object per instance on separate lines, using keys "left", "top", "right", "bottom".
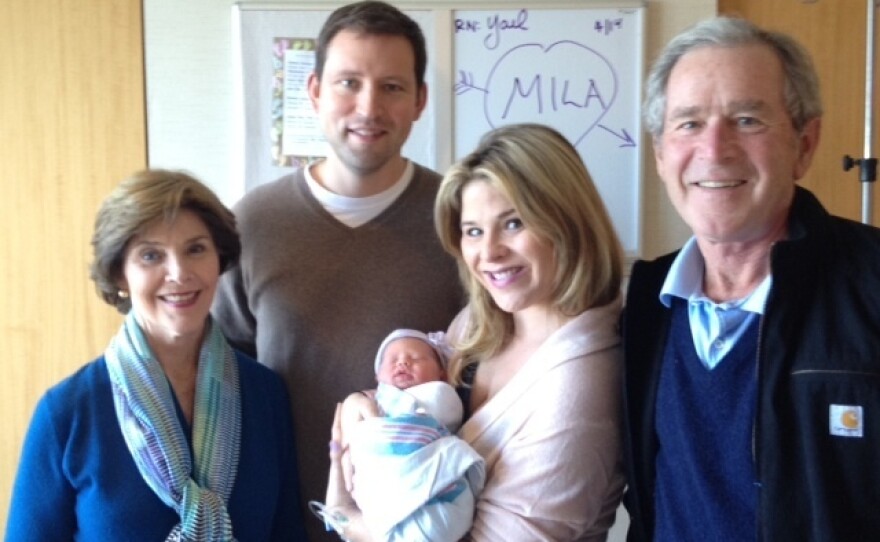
{"left": 118, "top": 290, "right": 129, "bottom": 299}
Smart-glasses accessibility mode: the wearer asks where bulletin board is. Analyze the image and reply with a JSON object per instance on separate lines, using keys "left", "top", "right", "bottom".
{"left": 234, "top": 2, "right": 645, "bottom": 256}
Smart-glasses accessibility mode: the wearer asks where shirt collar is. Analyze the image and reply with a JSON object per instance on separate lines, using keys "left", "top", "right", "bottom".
{"left": 659, "top": 236, "right": 772, "bottom": 314}
{"left": 659, "top": 237, "right": 704, "bottom": 307}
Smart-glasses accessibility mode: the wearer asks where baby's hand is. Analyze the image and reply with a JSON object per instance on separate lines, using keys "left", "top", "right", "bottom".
{"left": 341, "top": 390, "right": 380, "bottom": 426}
{"left": 356, "top": 390, "right": 380, "bottom": 419}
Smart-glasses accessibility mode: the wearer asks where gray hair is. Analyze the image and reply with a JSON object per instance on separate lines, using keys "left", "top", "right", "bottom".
{"left": 643, "top": 16, "right": 822, "bottom": 139}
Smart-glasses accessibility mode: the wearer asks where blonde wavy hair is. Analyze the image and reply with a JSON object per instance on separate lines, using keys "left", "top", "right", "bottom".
{"left": 434, "top": 123, "right": 623, "bottom": 384}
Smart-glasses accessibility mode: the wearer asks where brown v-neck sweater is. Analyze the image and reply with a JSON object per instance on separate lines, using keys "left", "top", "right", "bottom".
{"left": 213, "top": 164, "right": 464, "bottom": 541}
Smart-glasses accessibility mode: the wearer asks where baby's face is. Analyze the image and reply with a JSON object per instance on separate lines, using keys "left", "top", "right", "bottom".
{"left": 377, "top": 337, "right": 445, "bottom": 389}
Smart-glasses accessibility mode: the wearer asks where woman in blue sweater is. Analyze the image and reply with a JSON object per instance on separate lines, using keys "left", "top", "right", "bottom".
{"left": 6, "top": 170, "right": 307, "bottom": 541}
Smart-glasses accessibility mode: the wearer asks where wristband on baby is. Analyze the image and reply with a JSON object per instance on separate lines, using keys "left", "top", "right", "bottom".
{"left": 309, "top": 501, "right": 351, "bottom": 541}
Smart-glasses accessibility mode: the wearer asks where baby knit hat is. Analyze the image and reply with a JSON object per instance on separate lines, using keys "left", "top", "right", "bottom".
{"left": 374, "top": 328, "right": 451, "bottom": 375}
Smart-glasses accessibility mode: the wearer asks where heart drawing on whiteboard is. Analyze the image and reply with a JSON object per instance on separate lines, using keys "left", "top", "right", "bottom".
{"left": 481, "top": 41, "right": 617, "bottom": 147}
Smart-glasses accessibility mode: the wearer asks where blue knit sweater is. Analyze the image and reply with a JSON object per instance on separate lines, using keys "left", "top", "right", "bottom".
{"left": 653, "top": 300, "right": 759, "bottom": 542}
{"left": 6, "top": 352, "right": 307, "bottom": 541}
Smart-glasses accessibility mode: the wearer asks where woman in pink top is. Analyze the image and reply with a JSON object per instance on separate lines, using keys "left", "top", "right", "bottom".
{"left": 323, "top": 123, "right": 625, "bottom": 541}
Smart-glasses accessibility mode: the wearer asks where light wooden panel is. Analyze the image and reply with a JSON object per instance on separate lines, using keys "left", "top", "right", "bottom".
{"left": 719, "top": 0, "right": 880, "bottom": 223}
{"left": 0, "top": 0, "right": 146, "bottom": 532}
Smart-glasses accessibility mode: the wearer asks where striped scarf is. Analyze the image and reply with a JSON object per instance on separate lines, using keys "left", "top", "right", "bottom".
{"left": 105, "top": 312, "right": 241, "bottom": 541}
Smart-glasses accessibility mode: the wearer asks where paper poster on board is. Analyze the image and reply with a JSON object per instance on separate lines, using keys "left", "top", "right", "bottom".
{"left": 271, "top": 37, "right": 327, "bottom": 167}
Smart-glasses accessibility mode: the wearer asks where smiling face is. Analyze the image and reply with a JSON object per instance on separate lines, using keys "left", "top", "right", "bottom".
{"left": 377, "top": 337, "right": 445, "bottom": 389}
{"left": 118, "top": 210, "right": 220, "bottom": 347}
{"left": 654, "top": 44, "right": 820, "bottom": 247}
{"left": 307, "top": 30, "right": 427, "bottom": 193}
{"left": 459, "top": 179, "right": 557, "bottom": 318}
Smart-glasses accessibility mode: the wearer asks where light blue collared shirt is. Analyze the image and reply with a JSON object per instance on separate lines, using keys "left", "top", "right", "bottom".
{"left": 659, "top": 237, "right": 772, "bottom": 370}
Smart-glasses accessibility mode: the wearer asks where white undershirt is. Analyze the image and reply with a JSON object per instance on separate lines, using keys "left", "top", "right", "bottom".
{"left": 304, "top": 161, "right": 414, "bottom": 228}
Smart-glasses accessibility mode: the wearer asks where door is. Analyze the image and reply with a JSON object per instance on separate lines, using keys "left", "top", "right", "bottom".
{"left": 719, "top": 0, "right": 880, "bottom": 222}
{"left": 0, "top": 0, "right": 146, "bottom": 533}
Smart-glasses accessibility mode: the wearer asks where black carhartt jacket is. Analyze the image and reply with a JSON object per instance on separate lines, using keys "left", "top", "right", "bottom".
{"left": 622, "top": 187, "right": 880, "bottom": 541}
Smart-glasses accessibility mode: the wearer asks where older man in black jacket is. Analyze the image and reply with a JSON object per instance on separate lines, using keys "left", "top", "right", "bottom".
{"left": 622, "top": 16, "right": 880, "bottom": 542}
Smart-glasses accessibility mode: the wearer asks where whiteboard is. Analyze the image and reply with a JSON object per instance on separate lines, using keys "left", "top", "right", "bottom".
{"left": 454, "top": 7, "right": 644, "bottom": 256}
{"left": 235, "top": 2, "right": 644, "bottom": 256}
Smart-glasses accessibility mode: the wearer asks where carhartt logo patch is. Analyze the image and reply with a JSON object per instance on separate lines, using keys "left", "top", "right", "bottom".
{"left": 829, "top": 404, "right": 863, "bottom": 437}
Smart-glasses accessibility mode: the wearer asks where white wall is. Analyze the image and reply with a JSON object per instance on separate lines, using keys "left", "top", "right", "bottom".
{"left": 143, "top": 1, "right": 716, "bottom": 539}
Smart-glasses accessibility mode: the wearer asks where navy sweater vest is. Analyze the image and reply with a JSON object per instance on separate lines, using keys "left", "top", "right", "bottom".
{"left": 654, "top": 300, "right": 759, "bottom": 542}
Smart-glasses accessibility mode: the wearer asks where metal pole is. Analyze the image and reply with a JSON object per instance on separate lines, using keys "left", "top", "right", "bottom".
{"left": 862, "top": 0, "right": 876, "bottom": 225}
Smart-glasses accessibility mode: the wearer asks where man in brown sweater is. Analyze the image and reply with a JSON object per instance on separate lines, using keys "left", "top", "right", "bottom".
{"left": 212, "top": 2, "right": 463, "bottom": 540}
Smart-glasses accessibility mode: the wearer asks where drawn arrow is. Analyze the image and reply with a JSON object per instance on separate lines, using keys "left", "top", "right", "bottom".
{"left": 454, "top": 70, "right": 488, "bottom": 95}
{"left": 598, "top": 125, "right": 636, "bottom": 147}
